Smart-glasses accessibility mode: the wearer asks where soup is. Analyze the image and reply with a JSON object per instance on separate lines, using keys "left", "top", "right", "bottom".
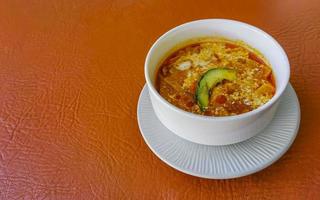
{"left": 155, "top": 38, "right": 276, "bottom": 116}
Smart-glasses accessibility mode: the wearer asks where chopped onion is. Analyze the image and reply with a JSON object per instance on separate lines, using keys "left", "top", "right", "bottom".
{"left": 196, "top": 60, "right": 210, "bottom": 67}
{"left": 176, "top": 60, "right": 192, "bottom": 70}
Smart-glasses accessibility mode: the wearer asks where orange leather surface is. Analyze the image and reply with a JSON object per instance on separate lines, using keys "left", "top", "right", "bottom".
{"left": 0, "top": 0, "right": 319, "bottom": 199}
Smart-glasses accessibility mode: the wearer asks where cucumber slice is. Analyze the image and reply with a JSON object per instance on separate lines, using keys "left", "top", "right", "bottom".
{"left": 195, "top": 68, "right": 236, "bottom": 111}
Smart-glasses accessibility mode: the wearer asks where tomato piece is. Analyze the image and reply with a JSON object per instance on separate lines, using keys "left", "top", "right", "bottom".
{"left": 215, "top": 95, "right": 227, "bottom": 104}
{"left": 225, "top": 43, "right": 238, "bottom": 49}
{"left": 213, "top": 53, "right": 221, "bottom": 62}
{"left": 186, "top": 101, "right": 194, "bottom": 107}
{"left": 189, "top": 82, "right": 197, "bottom": 93}
{"left": 267, "top": 72, "right": 276, "bottom": 87}
{"left": 248, "top": 52, "right": 265, "bottom": 65}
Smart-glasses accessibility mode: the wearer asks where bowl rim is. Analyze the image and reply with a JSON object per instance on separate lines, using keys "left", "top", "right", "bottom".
{"left": 144, "top": 19, "right": 290, "bottom": 121}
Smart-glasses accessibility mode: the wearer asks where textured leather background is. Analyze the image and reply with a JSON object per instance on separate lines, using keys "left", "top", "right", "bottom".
{"left": 0, "top": 0, "right": 319, "bottom": 199}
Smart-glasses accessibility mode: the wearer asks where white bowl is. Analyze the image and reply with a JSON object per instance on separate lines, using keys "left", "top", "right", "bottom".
{"left": 144, "top": 19, "right": 290, "bottom": 145}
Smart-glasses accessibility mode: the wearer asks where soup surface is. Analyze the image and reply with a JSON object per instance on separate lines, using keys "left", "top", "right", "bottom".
{"left": 156, "top": 38, "right": 276, "bottom": 116}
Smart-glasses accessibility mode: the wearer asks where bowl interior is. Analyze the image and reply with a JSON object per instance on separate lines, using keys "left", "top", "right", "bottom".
{"left": 146, "top": 19, "right": 289, "bottom": 103}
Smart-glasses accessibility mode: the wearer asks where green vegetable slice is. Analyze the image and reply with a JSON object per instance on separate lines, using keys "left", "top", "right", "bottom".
{"left": 195, "top": 68, "right": 236, "bottom": 111}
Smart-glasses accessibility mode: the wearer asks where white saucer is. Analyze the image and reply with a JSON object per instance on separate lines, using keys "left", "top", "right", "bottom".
{"left": 137, "top": 84, "right": 300, "bottom": 179}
